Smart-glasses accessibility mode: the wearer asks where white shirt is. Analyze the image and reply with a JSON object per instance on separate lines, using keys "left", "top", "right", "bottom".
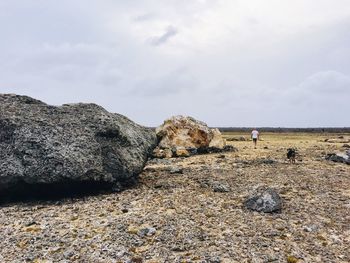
{"left": 251, "top": 130, "right": 259, "bottom": 139}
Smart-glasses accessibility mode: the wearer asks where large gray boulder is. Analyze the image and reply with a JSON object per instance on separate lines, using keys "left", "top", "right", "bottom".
{"left": 0, "top": 94, "right": 157, "bottom": 196}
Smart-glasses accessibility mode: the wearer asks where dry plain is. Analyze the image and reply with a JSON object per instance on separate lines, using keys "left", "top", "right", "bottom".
{"left": 0, "top": 132, "right": 349, "bottom": 263}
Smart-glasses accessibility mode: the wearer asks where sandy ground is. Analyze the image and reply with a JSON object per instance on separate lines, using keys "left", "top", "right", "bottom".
{"left": 0, "top": 133, "right": 349, "bottom": 263}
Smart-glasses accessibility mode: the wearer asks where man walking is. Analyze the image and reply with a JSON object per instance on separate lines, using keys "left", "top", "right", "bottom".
{"left": 251, "top": 128, "right": 259, "bottom": 149}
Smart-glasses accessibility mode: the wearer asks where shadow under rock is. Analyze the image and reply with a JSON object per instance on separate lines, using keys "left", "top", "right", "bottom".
{"left": 0, "top": 179, "right": 137, "bottom": 205}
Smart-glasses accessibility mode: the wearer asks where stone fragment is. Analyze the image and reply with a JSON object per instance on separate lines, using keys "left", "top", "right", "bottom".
{"left": 212, "top": 182, "right": 231, "bottom": 193}
{"left": 325, "top": 151, "right": 350, "bottom": 165}
{"left": 244, "top": 188, "right": 282, "bottom": 213}
{"left": 138, "top": 227, "right": 156, "bottom": 237}
{"left": 169, "top": 166, "right": 183, "bottom": 174}
{"left": 199, "top": 179, "right": 231, "bottom": 192}
{"left": 152, "top": 148, "right": 173, "bottom": 159}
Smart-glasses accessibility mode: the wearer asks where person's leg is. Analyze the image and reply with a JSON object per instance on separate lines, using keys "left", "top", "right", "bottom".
{"left": 253, "top": 138, "right": 257, "bottom": 148}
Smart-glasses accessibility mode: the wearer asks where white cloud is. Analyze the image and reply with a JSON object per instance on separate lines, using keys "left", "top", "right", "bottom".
{"left": 0, "top": 0, "right": 350, "bottom": 127}
{"left": 297, "top": 71, "right": 350, "bottom": 93}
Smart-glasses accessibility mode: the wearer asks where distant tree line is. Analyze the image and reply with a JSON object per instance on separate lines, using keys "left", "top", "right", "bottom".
{"left": 148, "top": 127, "right": 350, "bottom": 133}
{"left": 216, "top": 127, "right": 350, "bottom": 133}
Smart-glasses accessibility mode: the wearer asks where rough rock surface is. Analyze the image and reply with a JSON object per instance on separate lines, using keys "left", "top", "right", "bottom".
{"left": 244, "top": 188, "right": 282, "bottom": 213}
{"left": 153, "top": 116, "right": 229, "bottom": 158}
{"left": 227, "top": 136, "right": 247, "bottom": 142}
{"left": 209, "top": 128, "right": 226, "bottom": 149}
{"left": 198, "top": 179, "right": 231, "bottom": 192}
{"left": 0, "top": 94, "right": 157, "bottom": 195}
{"left": 325, "top": 151, "right": 350, "bottom": 165}
{"left": 325, "top": 138, "right": 350, "bottom": 143}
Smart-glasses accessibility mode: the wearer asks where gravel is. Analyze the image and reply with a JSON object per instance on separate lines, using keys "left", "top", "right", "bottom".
{"left": 0, "top": 134, "right": 349, "bottom": 262}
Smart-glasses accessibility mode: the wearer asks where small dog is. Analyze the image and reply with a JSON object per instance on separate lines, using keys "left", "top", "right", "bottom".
{"left": 287, "top": 148, "right": 297, "bottom": 164}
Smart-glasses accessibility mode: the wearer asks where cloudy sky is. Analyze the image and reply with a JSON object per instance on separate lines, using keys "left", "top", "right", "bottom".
{"left": 1, "top": 0, "right": 349, "bottom": 127}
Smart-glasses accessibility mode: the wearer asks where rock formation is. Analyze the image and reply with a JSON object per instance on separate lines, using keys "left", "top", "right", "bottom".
{"left": 325, "top": 138, "right": 350, "bottom": 143}
{"left": 152, "top": 115, "right": 233, "bottom": 158}
{"left": 325, "top": 150, "right": 350, "bottom": 165}
{"left": 226, "top": 136, "right": 247, "bottom": 142}
{"left": 0, "top": 94, "right": 157, "bottom": 197}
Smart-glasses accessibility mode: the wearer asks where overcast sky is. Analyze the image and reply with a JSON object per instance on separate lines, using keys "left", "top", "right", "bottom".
{"left": 1, "top": 0, "right": 349, "bottom": 127}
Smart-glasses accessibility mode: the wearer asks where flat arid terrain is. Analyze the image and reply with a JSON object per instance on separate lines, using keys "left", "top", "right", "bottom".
{"left": 1, "top": 133, "right": 349, "bottom": 263}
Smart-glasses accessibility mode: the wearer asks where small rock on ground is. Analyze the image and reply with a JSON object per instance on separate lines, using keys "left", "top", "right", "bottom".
{"left": 244, "top": 188, "right": 282, "bottom": 213}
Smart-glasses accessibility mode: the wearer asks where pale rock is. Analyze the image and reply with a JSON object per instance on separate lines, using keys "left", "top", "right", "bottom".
{"left": 175, "top": 147, "right": 190, "bottom": 157}
{"left": 209, "top": 128, "right": 226, "bottom": 149}
{"left": 156, "top": 115, "right": 212, "bottom": 149}
{"left": 153, "top": 115, "right": 230, "bottom": 158}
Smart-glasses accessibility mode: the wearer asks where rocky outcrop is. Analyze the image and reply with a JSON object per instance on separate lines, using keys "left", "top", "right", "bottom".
{"left": 0, "top": 94, "right": 157, "bottom": 196}
{"left": 325, "top": 138, "right": 350, "bottom": 143}
{"left": 244, "top": 188, "right": 282, "bottom": 213}
{"left": 226, "top": 136, "right": 247, "bottom": 142}
{"left": 325, "top": 150, "right": 350, "bottom": 165}
{"left": 153, "top": 116, "right": 232, "bottom": 158}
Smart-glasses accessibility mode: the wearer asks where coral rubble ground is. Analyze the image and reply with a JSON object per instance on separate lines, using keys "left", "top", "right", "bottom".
{"left": 0, "top": 133, "right": 349, "bottom": 263}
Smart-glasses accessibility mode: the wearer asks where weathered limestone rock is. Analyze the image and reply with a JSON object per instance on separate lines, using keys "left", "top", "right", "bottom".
{"left": 153, "top": 115, "right": 232, "bottom": 158}
{"left": 209, "top": 128, "right": 226, "bottom": 149}
{"left": 0, "top": 94, "right": 157, "bottom": 196}
{"left": 156, "top": 115, "right": 212, "bottom": 150}
{"left": 175, "top": 147, "right": 191, "bottom": 157}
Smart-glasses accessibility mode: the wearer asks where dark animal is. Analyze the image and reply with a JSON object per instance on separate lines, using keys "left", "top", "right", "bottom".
{"left": 287, "top": 148, "right": 296, "bottom": 164}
